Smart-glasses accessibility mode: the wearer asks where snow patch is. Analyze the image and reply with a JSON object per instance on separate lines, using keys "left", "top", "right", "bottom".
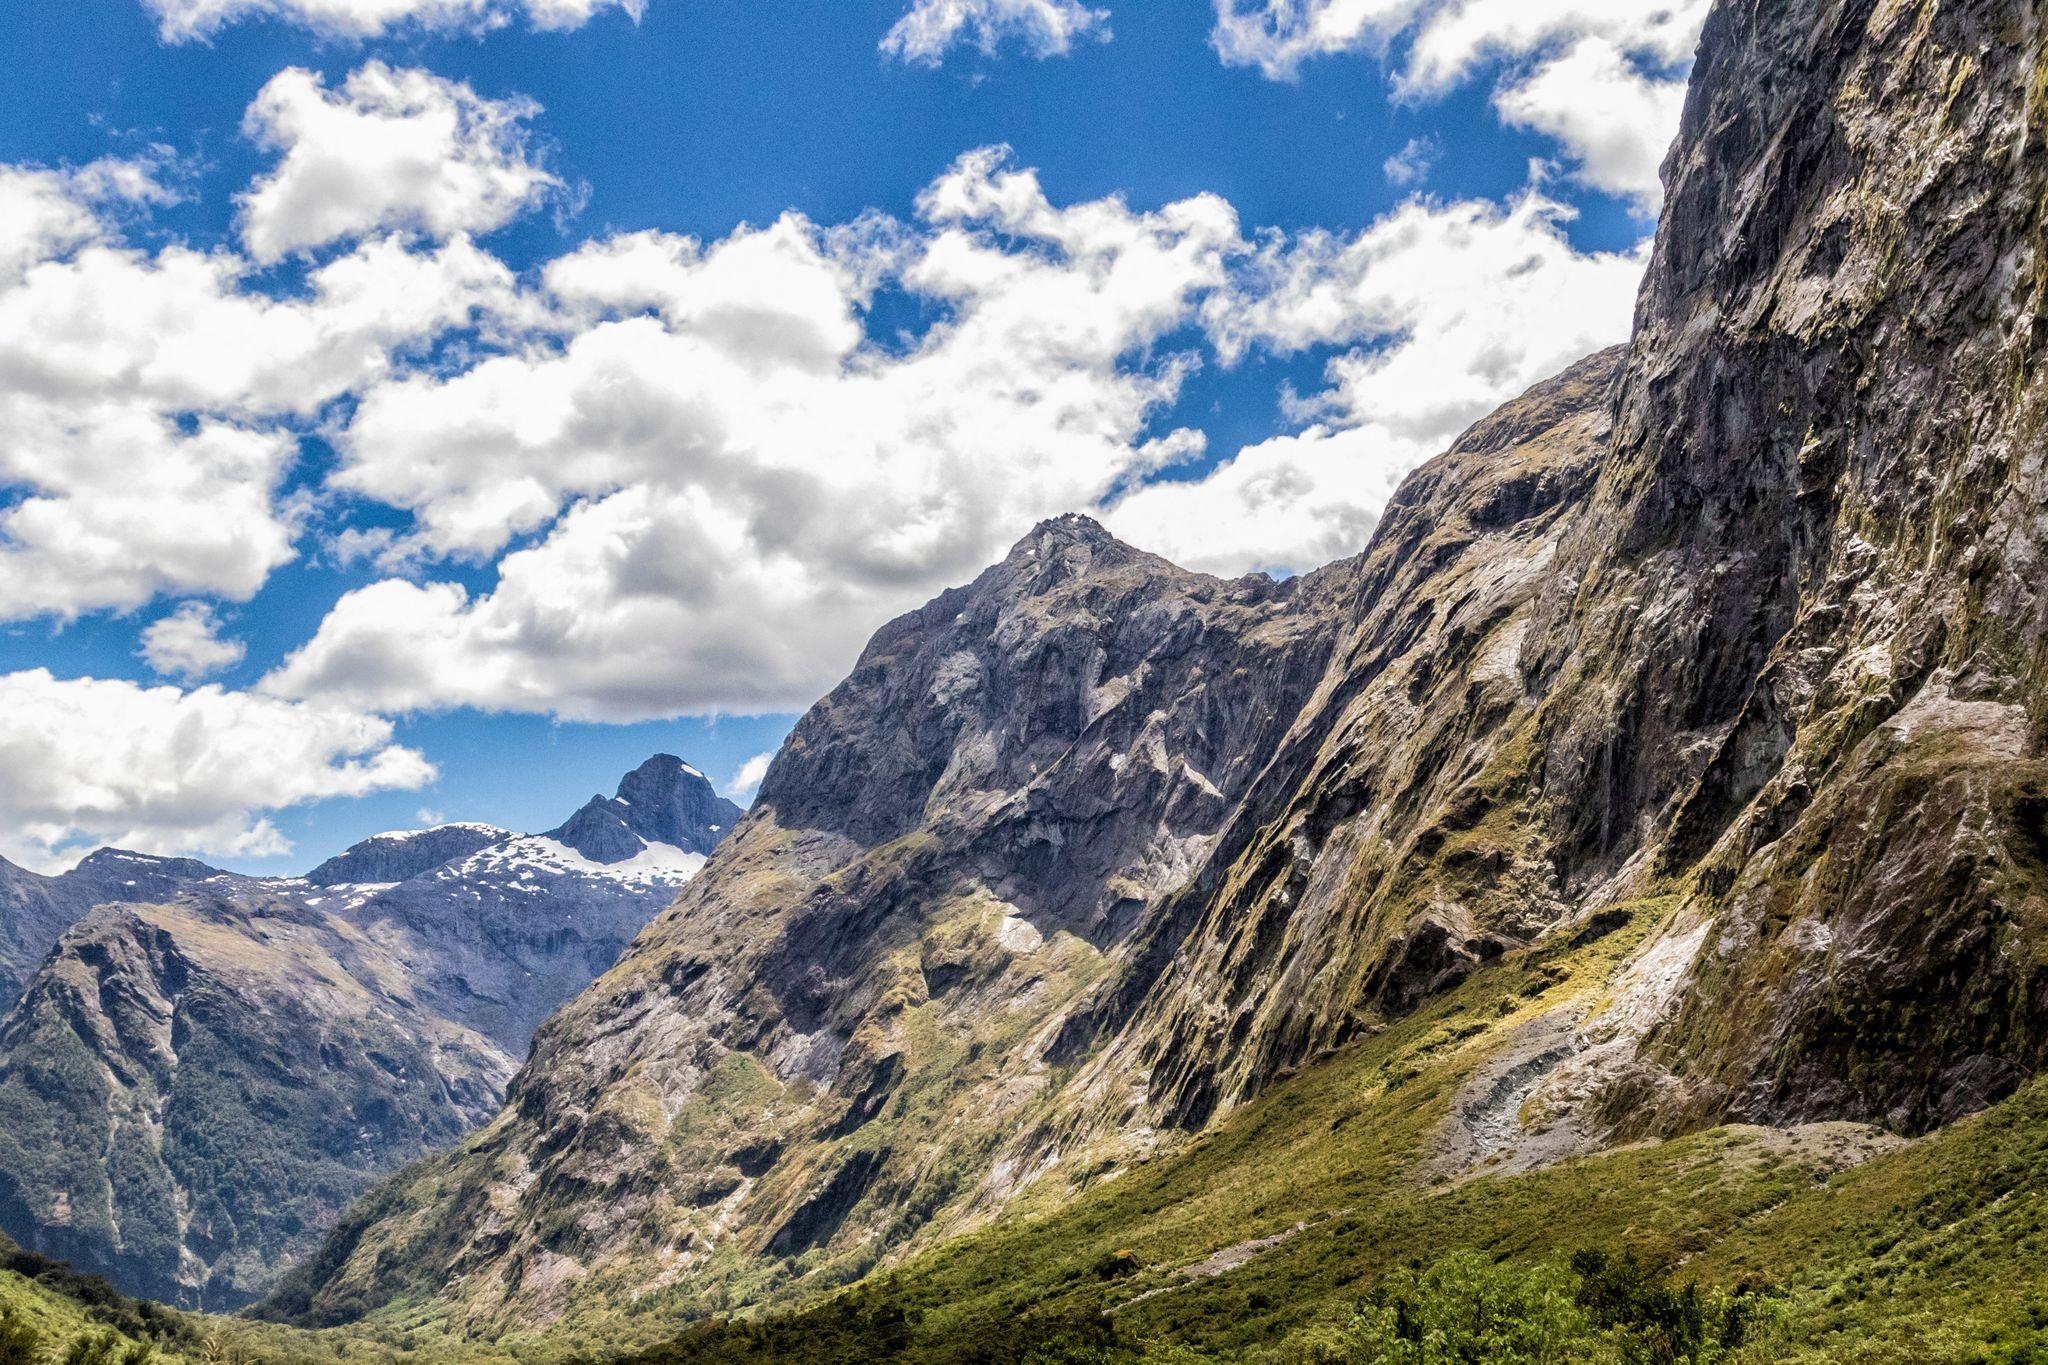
{"left": 465, "top": 835, "right": 706, "bottom": 886}
{"left": 365, "top": 821, "right": 509, "bottom": 843}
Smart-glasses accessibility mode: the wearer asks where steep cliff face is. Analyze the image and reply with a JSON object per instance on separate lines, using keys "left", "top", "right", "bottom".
{"left": 1040, "top": 352, "right": 1619, "bottom": 1138}
{"left": 0, "top": 759, "right": 732, "bottom": 1310}
{"left": 1054, "top": 0, "right": 2048, "bottom": 1153}
{"left": 1546, "top": 0, "right": 2048, "bottom": 1134}
{"left": 275, "top": 0, "right": 2048, "bottom": 1337}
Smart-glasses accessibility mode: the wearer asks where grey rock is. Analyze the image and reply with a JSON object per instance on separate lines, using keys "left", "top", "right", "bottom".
{"left": 547, "top": 755, "right": 741, "bottom": 865}
{"left": 305, "top": 824, "right": 511, "bottom": 887}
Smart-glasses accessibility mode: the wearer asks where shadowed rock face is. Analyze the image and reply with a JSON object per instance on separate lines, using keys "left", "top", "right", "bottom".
{"left": 1074, "top": 0, "right": 2048, "bottom": 1143}
{"left": 1538, "top": 0, "right": 2048, "bottom": 1136}
{"left": 0, "top": 759, "right": 734, "bottom": 1310}
{"left": 271, "top": 0, "right": 2048, "bottom": 1337}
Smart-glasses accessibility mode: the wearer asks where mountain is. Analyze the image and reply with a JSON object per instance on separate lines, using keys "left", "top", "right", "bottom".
{"left": 0, "top": 850, "right": 224, "bottom": 1011}
{"left": 268, "top": 0, "right": 2048, "bottom": 1351}
{"left": 304, "top": 824, "right": 511, "bottom": 887}
{"left": 0, "top": 756, "right": 736, "bottom": 1311}
{"left": 549, "top": 755, "right": 743, "bottom": 865}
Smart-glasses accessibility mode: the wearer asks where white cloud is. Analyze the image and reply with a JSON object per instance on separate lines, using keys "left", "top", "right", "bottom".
{"left": 1211, "top": 0, "right": 1706, "bottom": 207}
{"left": 0, "top": 225, "right": 515, "bottom": 620}
{"left": 1211, "top": 0, "right": 1421, "bottom": 81}
{"left": 1382, "top": 135, "right": 1438, "bottom": 188}
{"left": 0, "top": 158, "right": 176, "bottom": 282}
{"left": 1493, "top": 38, "right": 1688, "bottom": 208}
{"left": 239, "top": 63, "right": 557, "bottom": 263}
{"left": 261, "top": 147, "right": 1643, "bottom": 723}
{"left": 265, "top": 148, "right": 1239, "bottom": 720}
{"left": 729, "top": 754, "right": 773, "bottom": 801}
{"left": 1111, "top": 190, "right": 1642, "bottom": 573}
{"left": 1396, "top": 0, "right": 1708, "bottom": 93}
{"left": 140, "top": 602, "right": 248, "bottom": 681}
{"left": 144, "top": 0, "right": 643, "bottom": 43}
{"left": 0, "top": 103, "right": 519, "bottom": 626}
{"left": 0, "top": 670, "right": 434, "bottom": 871}
{"left": 882, "top": 0, "right": 1109, "bottom": 64}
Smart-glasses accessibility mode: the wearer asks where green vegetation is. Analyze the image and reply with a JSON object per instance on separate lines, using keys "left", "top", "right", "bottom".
{"left": 511, "top": 910, "right": 2048, "bottom": 1364}
{"left": 0, "top": 1236, "right": 193, "bottom": 1363}
{"left": 596, "top": 1249, "right": 1766, "bottom": 1364}
{"left": 53, "top": 890, "right": 2046, "bottom": 1364}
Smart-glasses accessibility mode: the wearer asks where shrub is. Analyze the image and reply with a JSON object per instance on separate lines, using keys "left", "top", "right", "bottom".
{"left": 0, "top": 1309, "right": 40, "bottom": 1365}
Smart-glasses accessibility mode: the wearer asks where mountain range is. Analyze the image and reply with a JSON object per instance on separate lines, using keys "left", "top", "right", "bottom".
{"left": 0, "top": 756, "right": 740, "bottom": 1310}
{"left": 4, "top": 0, "right": 2048, "bottom": 1358}
{"left": 257, "top": 0, "right": 2048, "bottom": 1354}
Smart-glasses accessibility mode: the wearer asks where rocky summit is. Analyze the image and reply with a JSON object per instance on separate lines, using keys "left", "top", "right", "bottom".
{"left": 260, "top": 0, "right": 2048, "bottom": 1353}
{"left": 0, "top": 756, "right": 737, "bottom": 1311}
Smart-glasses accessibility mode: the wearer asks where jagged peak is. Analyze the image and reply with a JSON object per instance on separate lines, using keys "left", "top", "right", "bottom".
{"left": 1003, "top": 513, "right": 1132, "bottom": 563}
{"left": 547, "top": 754, "right": 742, "bottom": 865}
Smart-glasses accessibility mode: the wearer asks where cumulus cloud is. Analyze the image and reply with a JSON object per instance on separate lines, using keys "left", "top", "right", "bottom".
{"left": 0, "top": 158, "right": 177, "bottom": 282}
{"left": 144, "top": 0, "right": 643, "bottom": 42}
{"left": 1212, "top": 0, "right": 1707, "bottom": 207}
{"left": 1111, "top": 190, "right": 1643, "bottom": 573}
{"left": 0, "top": 75, "right": 525, "bottom": 625}
{"left": 260, "top": 146, "right": 1642, "bottom": 722}
{"left": 0, "top": 670, "right": 434, "bottom": 871}
{"left": 882, "top": 0, "right": 1109, "bottom": 64}
{"left": 1395, "top": 0, "right": 1707, "bottom": 92}
{"left": 1493, "top": 38, "right": 1689, "bottom": 208}
{"left": 140, "top": 602, "right": 248, "bottom": 681}
{"left": 1210, "top": 0, "right": 1418, "bottom": 80}
{"left": 239, "top": 63, "right": 557, "bottom": 263}
{"left": 0, "top": 224, "right": 515, "bottom": 620}
{"left": 264, "top": 148, "right": 1239, "bottom": 720}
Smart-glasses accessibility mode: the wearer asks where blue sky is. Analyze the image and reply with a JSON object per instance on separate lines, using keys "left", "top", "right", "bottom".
{"left": 0, "top": 0, "right": 1703, "bottom": 873}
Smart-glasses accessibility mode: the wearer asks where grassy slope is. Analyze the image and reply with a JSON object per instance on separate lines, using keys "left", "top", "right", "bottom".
{"left": 221, "top": 894, "right": 2048, "bottom": 1361}
{"left": 0, "top": 1235, "right": 196, "bottom": 1360}
{"left": 567, "top": 900, "right": 2048, "bottom": 1363}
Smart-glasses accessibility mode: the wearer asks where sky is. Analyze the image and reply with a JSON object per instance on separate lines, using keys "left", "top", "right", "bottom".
{"left": 0, "top": 0, "right": 1707, "bottom": 874}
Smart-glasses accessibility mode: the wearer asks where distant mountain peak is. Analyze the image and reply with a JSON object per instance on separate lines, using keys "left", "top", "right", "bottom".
{"left": 546, "top": 754, "right": 743, "bottom": 865}
{"left": 306, "top": 824, "right": 512, "bottom": 887}
{"left": 72, "top": 848, "right": 220, "bottom": 878}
